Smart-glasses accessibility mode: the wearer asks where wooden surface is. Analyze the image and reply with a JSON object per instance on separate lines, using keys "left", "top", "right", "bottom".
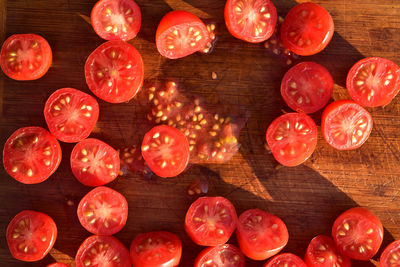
{"left": 1, "top": 0, "right": 400, "bottom": 266}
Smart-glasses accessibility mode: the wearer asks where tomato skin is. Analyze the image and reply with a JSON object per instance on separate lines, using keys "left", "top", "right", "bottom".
{"left": 379, "top": 240, "right": 400, "bottom": 267}
{"left": 46, "top": 263, "right": 70, "bottom": 267}
{"left": 305, "top": 235, "right": 351, "bottom": 267}
{"left": 194, "top": 244, "right": 245, "bottom": 267}
{"left": 263, "top": 253, "right": 307, "bottom": 267}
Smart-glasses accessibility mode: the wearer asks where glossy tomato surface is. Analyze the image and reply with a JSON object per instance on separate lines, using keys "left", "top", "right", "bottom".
{"left": 305, "top": 235, "right": 351, "bottom": 267}
{"left": 281, "top": 62, "right": 333, "bottom": 113}
{"left": 130, "top": 231, "right": 182, "bottom": 267}
{"left": 379, "top": 240, "right": 400, "bottom": 267}
{"left": 3, "top": 127, "right": 62, "bottom": 184}
{"left": 47, "top": 263, "right": 70, "bottom": 267}
{"left": 266, "top": 112, "right": 317, "bottom": 166}
{"left": 44, "top": 88, "right": 99, "bottom": 143}
{"left": 0, "top": 34, "right": 52, "bottom": 80}
{"left": 332, "top": 207, "right": 383, "bottom": 261}
{"left": 91, "top": 0, "right": 141, "bottom": 41}
{"left": 346, "top": 57, "right": 400, "bottom": 107}
{"left": 185, "top": 196, "right": 238, "bottom": 246}
{"left": 6, "top": 210, "right": 57, "bottom": 262}
{"left": 195, "top": 244, "right": 245, "bottom": 267}
{"left": 281, "top": 3, "right": 334, "bottom": 56}
{"left": 156, "top": 11, "right": 210, "bottom": 59}
{"left": 85, "top": 40, "right": 144, "bottom": 103}
{"left": 263, "top": 253, "right": 307, "bottom": 267}
{"left": 70, "top": 138, "right": 120, "bottom": 186}
{"left": 224, "top": 0, "right": 277, "bottom": 43}
{"left": 77, "top": 186, "right": 128, "bottom": 235}
{"left": 322, "top": 100, "right": 372, "bottom": 150}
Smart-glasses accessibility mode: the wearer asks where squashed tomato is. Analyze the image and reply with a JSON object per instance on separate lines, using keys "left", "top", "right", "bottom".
{"left": 379, "top": 240, "right": 400, "bottom": 267}
{"left": 6, "top": 210, "right": 57, "bottom": 262}
{"left": 264, "top": 253, "right": 307, "bottom": 267}
{"left": 305, "top": 235, "right": 351, "bottom": 267}
{"left": 47, "top": 263, "right": 70, "bottom": 267}
{"left": 195, "top": 244, "right": 245, "bottom": 267}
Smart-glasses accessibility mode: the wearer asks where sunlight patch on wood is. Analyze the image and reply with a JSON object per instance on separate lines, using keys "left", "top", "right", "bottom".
{"left": 49, "top": 248, "right": 76, "bottom": 267}
{"left": 164, "top": 0, "right": 211, "bottom": 19}
{"left": 77, "top": 13, "right": 91, "bottom": 25}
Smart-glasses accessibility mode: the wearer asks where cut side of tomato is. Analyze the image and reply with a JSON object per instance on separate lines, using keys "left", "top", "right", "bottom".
{"left": 332, "top": 207, "right": 383, "bottom": 261}
{"left": 281, "top": 62, "right": 333, "bottom": 113}
{"left": 85, "top": 40, "right": 144, "bottom": 103}
{"left": 305, "top": 235, "right": 351, "bottom": 267}
{"left": 130, "top": 231, "right": 182, "bottom": 267}
{"left": 47, "top": 263, "right": 70, "bottom": 267}
{"left": 6, "top": 210, "right": 57, "bottom": 262}
{"left": 224, "top": 0, "right": 277, "bottom": 43}
{"left": 346, "top": 57, "right": 400, "bottom": 107}
{"left": 195, "top": 244, "right": 245, "bottom": 267}
{"left": 70, "top": 138, "right": 120, "bottom": 186}
{"left": 321, "top": 100, "right": 372, "bottom": 150}
{"left": 44, "top": 88, "right": 99, "bottom": 143}
{"left": 3, "top": 127, "right": 62, "bottom": 184}
{"left": 185, "top": 196, "right": 238, "bottom": 246}
{"left": 379, "top": 240, "right": 400, "bottom": 267}
{"left": 264, "top": 253, "right": 307, "bottom": 267}
{"left": 77, "top": 186, "right": 128, "bottom": 235}
{"left": 156, "top": 11, "right": 210, "bottom": 59}
{"left": 266, "top": 112, "right": 317, "bottom": 166}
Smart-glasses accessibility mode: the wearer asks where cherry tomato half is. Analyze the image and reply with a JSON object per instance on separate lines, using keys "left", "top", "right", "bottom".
{"left": 0, "top": 34, "right": 52, "bottom": 80}
{"left": 130, "top": 231, "right": 182, "bottom": 267}
{"left": 332, "top": 207, "right": 383, "bottom": 261}
{"left": 264, "top": 253, "right": 307, "bottom": 267}
{"left": 185, "top": 196, "right": 238, "bottom": 246}
{"left": 281, "top": 62, "right": 333, "bottom": 113}
{"left": 77, "top": 186, "right": 128, "bottom": 235}
{"left": 44, "top": 88, "right": 99, "bottom": 143}
{"left": 47, "top": 263, "right": 70, "bottom": 267}
{"left": 91, "top": 0, "right": 141, "bottom": 41}
{"left": 224, "top": 0, "right": 277, "bottom": 43}
{"left": 305, "top": 235, "right": 351, "bottom": 267}
{"left": 346, "top": 57, "right": 400, "bottom": 107}
{"left": 195, "top": 244, "right": 245, "bottom": 267}
{"left": 266, "top": 112, "right": 318, "bottom": 166}
{"left": 156, "top": 11, "right": 210, "bottom": 59}
{"left": 321, "top": 100, "right": 373, "bottom": 150}
{"left": 70, "top": 138, "right": 120, "bottom": 186}
{"left": 280, "top": 3, "right": 334, "bottom": 56}
{"left": 3, "top": 126, "right": 62, "bottom": 184}
{"left": 85, "top": 40, "right": 144, "bottom": 103}
{"left": 6, "top": 210, "right": 57, "bottom": 262}
{"left": 379, "top": 240, "right": 400, "bottom": 267}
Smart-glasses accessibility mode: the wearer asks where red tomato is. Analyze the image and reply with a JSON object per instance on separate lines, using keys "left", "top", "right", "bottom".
{"left": 0, "top": 34, "right": 52, "bottom": 80}
{"left": 266, "top": 112, "right": 317, "bottom": 166}
{"left": 141, "top": 125, "right": 190, "bottom": 178}
{"left": 321, "top": 100, "right": 372, "bottom": 150}
{"left": 156, "top": 11, "right": 210, "bottom": 59}
{"left": 224, "top": 0, "right": 277, "bottom": 43}
{"left": 130, "top": 231, "right": 182, "bottom": 267}
{"left": 280, "top": 3, "right": 334, "bottom": 56}
{"left": 70, "top": 138, "right": 120, "bottom": 186}
{"left": 77, "top": 186, "right": 128, "bottom": 235}
{"left": 346, "top": 57, "right": 400, "bottom": 107}
{"left": 281, "top": 62, "right": 333, "bottom": 113}
{"left": 44, "top": 88, "right": 99, "bottom": 143}
{"left": 305, "top": 235, "right": 351, "bottom": 267}
{"left": 236, "top": 209, "right": 288, "bottom": 261}
{"left": 3, "top": 127, "right": 62, "bottom": 184}
{"left": 6, "top": 210, "right": 57, "bottom": 262}
{"left": 185, "top": 196, "right": 238, "bottom": 246}
{"left": 264, "top": 253, "right": 307, "bottom": 267}
{"left": 85, "top": 40, "right": 144, "bottom": 103}
{"left": 91, "top": 0, "right": 141, "bottom": 41}
{"left": 75, "top": 235, "right": 131, "bottom": 267}
{"left": 47, "top": 263, "right": 70, "bottom": 267}
{"left": 332, "top": 207, "right": 383, "bottom": 261}
{"left": 195, "top": 244, "right": 245, "bottom": 267}
{"left": 379, "top": 240, "right": 400, "bottom": 267}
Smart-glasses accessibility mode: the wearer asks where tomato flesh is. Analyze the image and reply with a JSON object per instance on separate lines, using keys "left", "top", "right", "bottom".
{"left": 264, "top": 253, "right": 307, "bottom": 267}
{"left": 379, "top": 240, "right": 400, "bottom": 267}
{"left": 47, "top": 264, "right": 70, "bottom": 267}
{"left": 305, "top": 235, "right": 351, "bottom": 267}
{"left": 195, "top": 244, "right": 245, "bottom": 267}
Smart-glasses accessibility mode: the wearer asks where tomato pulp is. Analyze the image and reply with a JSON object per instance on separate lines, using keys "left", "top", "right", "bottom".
{"left": 195, "top": 244, "right": 245, "bottom": 267}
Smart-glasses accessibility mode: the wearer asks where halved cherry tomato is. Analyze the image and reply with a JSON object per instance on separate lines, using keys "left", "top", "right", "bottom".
{"left": 236, "top": 209, "right": 288, "bottom": 261}
{"left": 266, "top": 112, "right": 317, "bottom": 166}
{"left": 0, "top": 34, "right": 52, "bottom": 80}
{"left": 332, "top": 207, "right": 383, "bottom": 261}
{"left": 281, "top": 62, "right": 333, "bottom": 113}
{"left": 85, "top": 40, "right": 144, "bottom": 103}
{"left": 3, "top": 127, "right": 62, "bottom": 184}
{"left": 141, "top": 125, "right": 190, "bottom": 178}
{"left": 305, "top": 235, "right": 351, "bottom": 267}
{"left": 264, "top": 253, "right": 307, "bottom": 267}
{"left": 44, "top": 88, "right": 99, "bottom": 143}
{"left": 156, "top": 11, "right": 210, "bottom": 59}
{"left": 130, "top": 231, "right": 182, "bottom": 267}
{"left": 280, "top": 3, "right": 334, "bottom": 56}
{"left": 75, "top": 235, "right": 131, "bottom": 267}
{"left": 77, "top": 186, "right": 128, "bottom": 235}
{"left": 91, "top": 0, "right": 141, "bottom": 41}
{"left": 6, "top": 210, "right": 57, "bottom": 262}
{"left": 70, "top": 138, "right": 120, "bottom": 186}
{"left": 47, "top": 263, "right": 70, "bottom": 267}
{"left": 321, "top": 100, "right": 372, "bottom": 150}
{"left": 185, "top": 196, "right": 238, "bottom": 246}
{"left": 379, "top": 240, "right": 400, "bottom": 267}
{"left": 346, "top": 57, "right": 400, "bottom": 107}
{"left": 195, "top": 244, "right": 245, "bottom": 267}
{"left": 224, "top": 0, "right": 277, "bottom": 43}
